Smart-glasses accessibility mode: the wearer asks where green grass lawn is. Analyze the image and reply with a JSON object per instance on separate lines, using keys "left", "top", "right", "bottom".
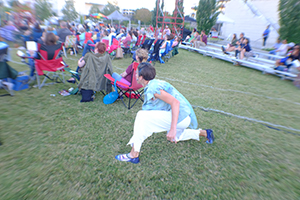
{"left": 1, "top": 47, "right": 300, "bottom": 199}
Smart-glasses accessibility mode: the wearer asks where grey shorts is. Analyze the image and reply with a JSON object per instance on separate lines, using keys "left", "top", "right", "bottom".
{"left": 244, "top": 51, "right": 254, "bottom": 58}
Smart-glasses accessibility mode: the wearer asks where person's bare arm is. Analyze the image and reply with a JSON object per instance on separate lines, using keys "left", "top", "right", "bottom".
{"left": 78, "top": 57, "right": 85, "bottom": 67}
{"left": 154, "top": 90, "right": 180, "bottom": 143}
{"left": 120, "top": 71, "right": 128, "bottom": 77}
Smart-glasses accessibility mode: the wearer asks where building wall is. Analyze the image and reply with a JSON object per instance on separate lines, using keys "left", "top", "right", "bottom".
{"left": 221, "top": 0, "right": 280, "bottom": 48}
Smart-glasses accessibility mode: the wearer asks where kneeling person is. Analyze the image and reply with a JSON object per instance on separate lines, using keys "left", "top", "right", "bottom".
{"left": 115, "top": 62, "right": 214, "bottom": 164}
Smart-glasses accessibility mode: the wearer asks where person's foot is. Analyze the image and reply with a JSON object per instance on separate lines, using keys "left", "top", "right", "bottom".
{"left": 221, "top": 46, "right": 225, "bottom": 53}
{"left": 115, "top": 153, "right": 140, "bottom": 164}
{"left": 67, "top": 78, "right": 76, "bottom": 84}
{"left": 205, "top": 129, "right": 214, "bottom": 144}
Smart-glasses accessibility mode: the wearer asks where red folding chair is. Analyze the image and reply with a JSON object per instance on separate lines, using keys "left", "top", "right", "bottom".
{"left": 18, "top": 43, "right": 68, "bottom": 89}
{"left": 136, "top": 35, "right": 143, "bottom": 46}
{"left": 104, "top": 62, "right": 144, "bottom": 109}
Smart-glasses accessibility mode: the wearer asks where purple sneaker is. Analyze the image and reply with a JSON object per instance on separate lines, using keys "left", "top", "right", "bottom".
{"left": 115, "top": 153, "right": 140, "bottom": 164}
{"left": 205, "top": 129, "right": 214, "bottom": 144}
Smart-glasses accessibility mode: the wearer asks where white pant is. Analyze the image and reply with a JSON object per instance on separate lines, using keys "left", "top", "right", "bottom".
{"left": 127, "top": 110, "right": 201, "bottom": 152}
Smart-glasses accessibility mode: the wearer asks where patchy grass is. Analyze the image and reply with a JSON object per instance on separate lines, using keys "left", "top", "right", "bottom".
{"left": 0, "top": 47, "right": 299, "bottom": 199}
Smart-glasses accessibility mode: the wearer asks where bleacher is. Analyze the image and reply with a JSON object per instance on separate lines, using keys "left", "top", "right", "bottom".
{"left": 179, "top": 42, "right": 298, "bottom": 81}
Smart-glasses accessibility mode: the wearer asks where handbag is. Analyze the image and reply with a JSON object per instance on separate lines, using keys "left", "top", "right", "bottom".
{"left": 116, "top": 47, "right": 123, "bottom": 58}
{"left": 103, "top": 80, "right": 119, "bottom": 104}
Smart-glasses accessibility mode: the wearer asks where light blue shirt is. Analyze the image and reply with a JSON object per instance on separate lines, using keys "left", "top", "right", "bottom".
{"left": 142, "top": 79, "right": 198, "bottom": 129}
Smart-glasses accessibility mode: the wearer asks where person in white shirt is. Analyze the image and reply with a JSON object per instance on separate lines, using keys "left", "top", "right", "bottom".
{"left": 275, "top": 39, "right": 288, "bottom": 56}
{"left": 108, "top": 28, "right": 116, "bottom": 46}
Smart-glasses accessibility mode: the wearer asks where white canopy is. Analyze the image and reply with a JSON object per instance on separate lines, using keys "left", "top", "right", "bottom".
{"left": 217, "top": 14, "right": 234, "bottom": 24}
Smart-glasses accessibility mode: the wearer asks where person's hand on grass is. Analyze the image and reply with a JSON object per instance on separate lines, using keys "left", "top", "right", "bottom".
{"left": 167, "top": 128, "right": 177, "bottom": 143}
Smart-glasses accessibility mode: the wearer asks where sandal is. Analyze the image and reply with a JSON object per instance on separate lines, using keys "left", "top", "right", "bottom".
{"left": 115, "top": 153, "right": 140, "bottom": 164}
{"left": 205, "top": 129, "right": 214, "bottom": 144}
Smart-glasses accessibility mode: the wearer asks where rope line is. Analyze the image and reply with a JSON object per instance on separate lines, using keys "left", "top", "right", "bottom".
{"left": 158, "top": 76, "right": 300, "bottom": 106}
{"left": 192, "top": 104, "right": 300, "bottom": 135}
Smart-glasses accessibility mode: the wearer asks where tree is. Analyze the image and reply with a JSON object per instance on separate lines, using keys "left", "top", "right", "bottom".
{"left": 7, "top": 0, "right": 19, "bottom": 7}
{"left": 279, "top": 0, "right": 300, "bottom": 44}
{"left": 151, "top": 0, "right": 164, "bottom": 27}
{"left": 196, "top": 0, "right": 220, "bottom": 34}
{"left": 35, "top": 0, "right": 53, "bottom": 21}
{"left": 89, "top": 4, "right": 101, "bottom": 15}
{"left": 61, "top": 0, "right": 78, "bottom": 21}
{"left": 102, "top": 2, "right": 119, "bottom": 16}
{"left": 135, "top": 8, "right": 152, "bottom": 25}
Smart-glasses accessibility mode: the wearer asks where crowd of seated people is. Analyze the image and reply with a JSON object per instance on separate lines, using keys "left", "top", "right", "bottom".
{"left": 274, "top": 44, "right": 300, "bottom": 73}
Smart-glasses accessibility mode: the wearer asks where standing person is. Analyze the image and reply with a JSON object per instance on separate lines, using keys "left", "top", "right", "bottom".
{"left": 262, "top": 25, "right": 270, "bottom": 48}
{"left": 57, "top": 21, "right": 72, "bottom": 43}
{"left": 115, "top": 62, "right": 214, "bottom": 164}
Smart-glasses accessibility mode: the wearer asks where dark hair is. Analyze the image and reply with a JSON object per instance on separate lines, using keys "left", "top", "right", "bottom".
{"left": 95, "top": 42, "right": 106, "bottom": 54}
{"left": 166, "top": 34, "right": 172, "bottom": 40}
{"left": 133, "top": 31, "right": 138, "bottom": 37}
{"left": 45, "top": 32, "right": 57, "bottom": 45}
{"left": 34, "top": 23, "right": 41, "bottom": 31}
{"left": 102, "top": 30, "right": 108, "bottom": 36}
{"left": 169, "top": 33, "right": 175, "bottom": 40}
{"left": 138, "top": 62, "right": 156, "bottom": 81}
{"left": 232, "top": 33, "right": 237, "bottom": 40}
{"left": 128, "top": 30, "right": 133, "bottom": 38}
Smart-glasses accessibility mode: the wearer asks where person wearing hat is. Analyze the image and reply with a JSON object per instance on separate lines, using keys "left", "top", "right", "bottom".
{"left": 92, "top": 28, "right": 100, "bottom": 43}
{"left": 163, "top": 25, "right": 171, "bottom": 36}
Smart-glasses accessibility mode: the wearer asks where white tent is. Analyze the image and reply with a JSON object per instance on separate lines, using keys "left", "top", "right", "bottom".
{"left": 107, "top": 10, "right": 130, "bottom": 27}
{"left": 217, "top": 14, "right": 234, "bottom": 24}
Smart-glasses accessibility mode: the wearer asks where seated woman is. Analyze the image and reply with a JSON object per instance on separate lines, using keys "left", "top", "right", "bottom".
{"left": 172, "top": 36, "right": 181, "bottom": 48}
{"left": 77, "top": 42, "right": 113, "bottom": 102}
{"left": 121, "top": 31, "right": 133, "bottom": 48}
{"left": 115, "top": 62, "right": 214, "bottom": 164}
{"left": 189, "top": 31, "right": 200, "bottom": 47}
{"left": 112, "top": 48, "right": 148, "bottom": 86}
{"left": 159, "top": 34, "right": 172, "bottom": 54}
{"left": 184, "top": 28, "right": 196, "bottom": 42}
{"left": 239, "top": 38, "right": 253, "bottom": 59}
{"left": 28, "top": 32, "right": 61, "bottom": 77}
{"left": 222, "top": 33, "right": 238, "bottom": 54}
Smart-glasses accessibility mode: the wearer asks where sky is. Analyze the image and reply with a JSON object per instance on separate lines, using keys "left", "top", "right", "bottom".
{"left": 115, "top": 0, "right": 199, "bottom": 15}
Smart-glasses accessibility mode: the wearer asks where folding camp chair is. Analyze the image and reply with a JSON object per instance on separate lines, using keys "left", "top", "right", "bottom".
{"left": 17, "top": 43, "right": 68, "bottom": 89}
{"left": 104, "top": 62, "right": 144, "bottom": 109}
{"left": 161, "top": 40, "right": 173, "bottom": 62}
{"left": 148, "top": 39, "right": 164, "bottom": 65}
{"left": 0, "top": 62, "right": 17, "bottom": 96}
{"left": 108, "top": 38, "right": 120, "bottom": 60}
{"left": 141, "top": 39, "right": 155, "bottom": 51}
{"left": 63, "top": 35, "right": 77, "bottom": 57}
